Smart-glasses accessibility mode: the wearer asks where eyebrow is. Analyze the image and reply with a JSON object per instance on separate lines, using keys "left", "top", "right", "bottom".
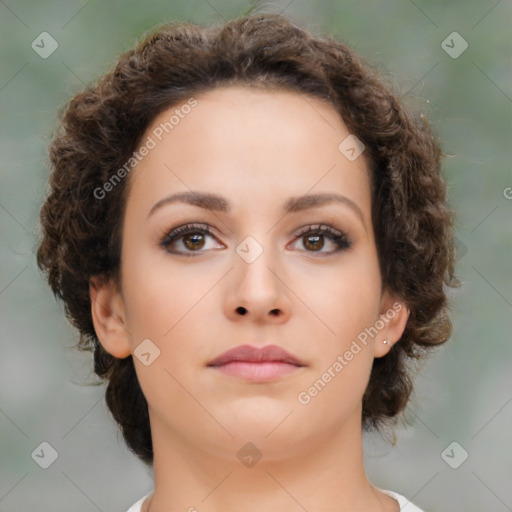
{"left": 147, "top": 190, "right": 366, "bottom": 229}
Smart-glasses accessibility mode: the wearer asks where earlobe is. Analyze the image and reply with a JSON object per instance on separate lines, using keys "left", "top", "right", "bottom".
{"left": 373, "top": 291, "right": 410, "bottom": 358}
{"left": 89, "top": 275, "right": 132, "bottom": 359}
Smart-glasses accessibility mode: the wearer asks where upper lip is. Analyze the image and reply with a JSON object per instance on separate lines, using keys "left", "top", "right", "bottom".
{"left": 207, "top": 344, "right": 305, "bottom": 367}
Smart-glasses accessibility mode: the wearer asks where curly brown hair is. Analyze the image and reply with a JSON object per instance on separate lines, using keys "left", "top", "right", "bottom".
{"left": 36, "top": 12, "right": 459, "bottom": 467}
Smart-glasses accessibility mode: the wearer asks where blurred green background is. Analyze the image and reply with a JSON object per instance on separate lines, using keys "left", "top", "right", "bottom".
{"left": 1, "top": 1, "right": 511, "bottom": 511}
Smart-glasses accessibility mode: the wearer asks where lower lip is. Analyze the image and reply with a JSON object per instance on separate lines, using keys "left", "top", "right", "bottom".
{"left": 211, "top": 361, "right": 302, "bottom": 382}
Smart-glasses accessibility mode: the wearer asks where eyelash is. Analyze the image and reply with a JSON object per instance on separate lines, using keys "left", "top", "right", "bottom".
{"left": 159, "top": 222, "right": 352, "bottom": 256}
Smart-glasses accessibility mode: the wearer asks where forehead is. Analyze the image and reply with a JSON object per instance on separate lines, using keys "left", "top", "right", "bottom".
{"left": 124, "top": 85, "right": 371, "bottom": 218}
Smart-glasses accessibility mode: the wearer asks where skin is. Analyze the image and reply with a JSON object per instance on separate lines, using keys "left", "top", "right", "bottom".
{"left": 90, "top": 85, "right": 410, "bottom": 512}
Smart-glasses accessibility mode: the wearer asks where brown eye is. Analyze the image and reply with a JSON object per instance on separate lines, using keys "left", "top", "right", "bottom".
{"left": 182, "top": 232, "right": 206, "bottom": 250}
{"left": 303, "top": 234, "right": 324, "bottom": 251}
{"left": 160, "top": 223, "right": 223, "bottom": 255}
{"left": 292, "top": 224, "right": 351, "bottom": 254}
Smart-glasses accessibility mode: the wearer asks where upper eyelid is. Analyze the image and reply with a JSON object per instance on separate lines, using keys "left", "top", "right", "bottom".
{"left": 162, "top": 222, "right": 346, "bottom": 238}
{"left": 294, "top": 223, "right": 345, "bottom": 235}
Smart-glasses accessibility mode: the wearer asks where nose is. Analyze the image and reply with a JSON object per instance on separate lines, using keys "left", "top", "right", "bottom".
{"left": 223, "top": 239, "right": 291, "bottom": 324}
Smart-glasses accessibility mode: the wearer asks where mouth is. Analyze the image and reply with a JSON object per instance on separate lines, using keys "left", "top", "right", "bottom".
{"left": 207, "top": 344, "right": 305, "bottom": 382}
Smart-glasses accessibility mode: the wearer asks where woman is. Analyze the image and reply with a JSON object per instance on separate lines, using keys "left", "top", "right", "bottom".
{"left": 37, "top": 12, "right": 458, "bottom": 512}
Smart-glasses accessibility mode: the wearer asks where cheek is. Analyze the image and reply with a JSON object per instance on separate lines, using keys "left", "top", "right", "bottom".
{"left": 120, "top": 246, "right": 220, "bottom": 354}
{"left": 302, "top": 255, "right": 382, "bottom": 342}
{"left": 295, "top": 263, "right": 380, "bottom": 410}
{"left": 121, "top": 256, "right": 211, "bottom": 411}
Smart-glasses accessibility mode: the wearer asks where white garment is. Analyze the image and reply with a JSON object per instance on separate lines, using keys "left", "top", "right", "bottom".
{"left": 378, "top": 488, "right": 426, "bottom": 511}
{"left": 125, "top": 489, "right": 425, "bottom": 511}
{"left": 125, "top": 492, "right": 150, "bottom": 512}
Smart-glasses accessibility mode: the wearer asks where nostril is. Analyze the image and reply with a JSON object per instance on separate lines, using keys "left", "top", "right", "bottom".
{"left": 236, "top": 306, "right": 248, "bottom": 315}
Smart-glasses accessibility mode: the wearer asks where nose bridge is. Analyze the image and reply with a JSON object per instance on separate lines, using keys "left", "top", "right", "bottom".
{"left": 229, "top": 230, "right": 290, "bottom": 319}
{"left": 236, "top": 232, "right": 279, "bottom": 293}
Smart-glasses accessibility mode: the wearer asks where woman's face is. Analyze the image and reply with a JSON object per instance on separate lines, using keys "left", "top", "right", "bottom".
{"left": 92, "top": 85, "right": 407, "bottom": 461}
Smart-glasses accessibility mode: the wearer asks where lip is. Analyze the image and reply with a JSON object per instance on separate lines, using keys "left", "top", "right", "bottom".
{"left": 207, "top": 344, "right": 305, "bottom": 382}
{"left": 208, "top": 344, "right": 304, "bottom": 366}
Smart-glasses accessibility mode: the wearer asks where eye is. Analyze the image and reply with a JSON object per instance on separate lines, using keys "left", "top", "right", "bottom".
{"left": 160, "top": 222, "right": 351, "bottom": 257}
{"left": 160, "top": 223, "right": 224, "bottom": 256}
{"left": 289, "top": 224, "right": 351, "bottom": 254}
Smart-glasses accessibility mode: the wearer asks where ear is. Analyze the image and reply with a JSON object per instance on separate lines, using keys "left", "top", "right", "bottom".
{"left": 89, "top": 275, "right": 131, "bottom": 359}
{"left": 373, "top": 289, "right": 410, "bottom": 358}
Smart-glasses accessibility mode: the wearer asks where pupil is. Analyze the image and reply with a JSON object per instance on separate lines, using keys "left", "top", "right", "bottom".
{"left": 305, "top": 235, "right": 323, "bottom": 251}
{"left": 185, "top": 233, "right": 204, "bottom": 249}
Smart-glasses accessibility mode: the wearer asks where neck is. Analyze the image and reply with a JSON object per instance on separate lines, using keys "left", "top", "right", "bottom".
{"left": 144, "top": 406, "right": 393, "bottom": 512}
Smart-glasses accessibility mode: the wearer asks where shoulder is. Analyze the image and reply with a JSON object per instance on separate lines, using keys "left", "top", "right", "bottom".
{"left": 125, "top": 492, "right": 152, "bottom": 512}
{"left": 378, "top": 488, "right": 426, "bottom": 511}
